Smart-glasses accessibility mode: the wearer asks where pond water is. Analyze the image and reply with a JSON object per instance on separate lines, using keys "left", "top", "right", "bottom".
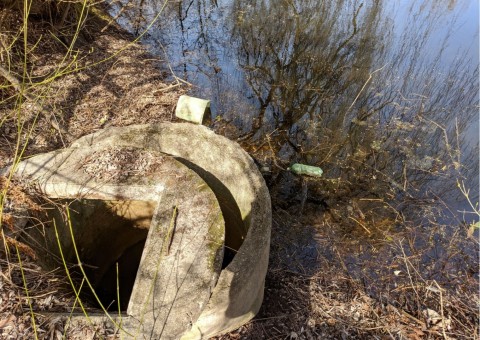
{"left": 110, "top": 0, "right": 478, "bottom": 235}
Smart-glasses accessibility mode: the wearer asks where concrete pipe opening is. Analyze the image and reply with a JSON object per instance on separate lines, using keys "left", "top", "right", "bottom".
{"left": 32, "top": 199, "right": 155, "bottom": 311}
{"left": 6, "top": 122, "right": 271, "bottom": 339}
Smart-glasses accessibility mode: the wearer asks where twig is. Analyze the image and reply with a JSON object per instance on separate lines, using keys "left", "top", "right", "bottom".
{"left": 398, "top": 239, "right": 422, "bottom": 314}
{"left": 348, "top": 216, "right": 372, "bottom": 234}
{"left": 266, "top": 133, "right": 287, "bottom": 171}
{"left": 163, "top": 205, "right": 177, "bottom": 256}
{"left": 158, "top": 42, "right": 192, "bottom": 86}
{"left": 153, "top": 83, "right": 182, "bottom": 93}
{"left": 100, "top": 1, "right": 128, "bottom": 32}
{"left": 434, "top": 280, "right": 449, "bottom": 339}
{"left": 23, "top": 290, "right": 58, "bottom": 299}
{"left": 343, "top": 64, "right": 387, "bottom": 125}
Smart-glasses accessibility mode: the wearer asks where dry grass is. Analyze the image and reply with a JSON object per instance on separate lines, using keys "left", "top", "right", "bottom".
{"left": 0, "top": 2, "right": 183, "bottom": 169}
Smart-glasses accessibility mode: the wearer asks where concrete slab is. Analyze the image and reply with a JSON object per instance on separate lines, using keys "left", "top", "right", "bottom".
{"left": 7, "top": 122, "right": 271, "bottom": 339}
{"left": 9, "top": 146, "right": 225, "bottom": 339}
{"left": 71, "top": 123, "right": 272, "bottom": 339}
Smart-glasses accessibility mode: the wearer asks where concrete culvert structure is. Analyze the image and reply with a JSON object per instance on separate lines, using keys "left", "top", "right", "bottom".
{"left": 6, "top": 122, "right": 272, "bottom": 339}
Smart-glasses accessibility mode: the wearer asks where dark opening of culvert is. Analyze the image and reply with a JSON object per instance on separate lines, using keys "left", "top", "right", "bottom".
{"left": 28, "top": 199, "right": 154, "bottom": 311}
{"left": 92, "top": 238, "right": 147, "bottom": 311}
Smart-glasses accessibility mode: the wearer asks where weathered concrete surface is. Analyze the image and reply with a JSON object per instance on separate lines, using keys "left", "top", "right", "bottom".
{"left": 9, "top": 146, "right": 225, "bottom": 339}
{"left": 175, "top": 95, "right": 211, "bottom": 124}
{"left": 126, "top": 175, "right": 225, "bottom": 339}
{"left": 72, "top": 123, "right": 272, "bottom": 339}
{"left": 7, "top": 122, "right": 271, "bottom": 339}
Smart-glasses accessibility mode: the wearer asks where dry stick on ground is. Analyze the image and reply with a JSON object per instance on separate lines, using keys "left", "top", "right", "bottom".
{"left": 433, "top": 280, "right": 449, "bottom": 340}
{"left": 348, "top": 216, "right": 372, "bottom": 234}
{"left": 100, "top": 1, "right": 128, "bottom": 33}
{"left": 398, "top": 239, "right": 422, "bottom": 312}
{"left": 266, "top": 133, "right": 287, "bottom": 171}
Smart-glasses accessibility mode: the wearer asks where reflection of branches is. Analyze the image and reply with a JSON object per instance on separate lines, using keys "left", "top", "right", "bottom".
{"left": 110, "top": 0, "right": 477, "bottom": 225}
{"left": 343, "top": 63, "right": 387, "bottom": 125}
{"left": 234, "top": 0, "right": 380, "bottom": 136}
{"left": 329, "top": 3, "right": 363, "bottom": 64}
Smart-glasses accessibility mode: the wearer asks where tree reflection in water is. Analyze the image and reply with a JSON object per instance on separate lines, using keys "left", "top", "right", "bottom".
{"left": 230, "top": 0, "right": 478, "bottom": 228}
{"left": 110, "top": 0, "right": 478, "bottom": 222}
{"left": 108, "top": 0, "right": 478, "bottom": 321}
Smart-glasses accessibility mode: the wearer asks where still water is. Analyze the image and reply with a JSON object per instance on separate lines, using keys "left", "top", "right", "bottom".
{"left": 111, "top": 0, "right": 479, "bottom": 227}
